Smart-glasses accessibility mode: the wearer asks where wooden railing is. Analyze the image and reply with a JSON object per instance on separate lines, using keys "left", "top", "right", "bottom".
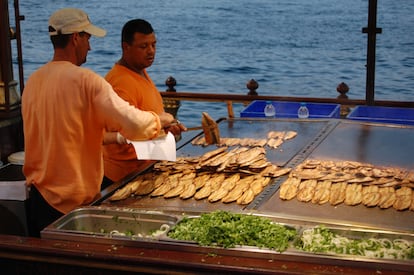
{"left": 160, "top": 77, "right": 414, "bottom": 119}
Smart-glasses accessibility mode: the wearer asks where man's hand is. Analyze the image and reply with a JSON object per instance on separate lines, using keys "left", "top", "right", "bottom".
{"left": 159, "top": 112, "right": 187, "bottom": 136}
{"left": 165, "top": 119, "right": 187, "bottom": 136}
{"left": 158, "top": 112, "right": 175, "bottom": 128}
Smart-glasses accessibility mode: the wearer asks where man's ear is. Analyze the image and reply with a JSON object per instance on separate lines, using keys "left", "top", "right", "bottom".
{"left": 121, "top": 41, "right": 130, "bottom": 51}
{"left": 71, "top": 33, "right": 79, "bottom": 46}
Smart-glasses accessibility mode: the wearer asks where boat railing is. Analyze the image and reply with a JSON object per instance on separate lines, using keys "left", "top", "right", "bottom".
{"left": 159, "top": 77, "right": 414, "bottom": 119}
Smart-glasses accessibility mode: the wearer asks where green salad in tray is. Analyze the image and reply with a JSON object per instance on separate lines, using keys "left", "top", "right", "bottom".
{"left": 167, "top": 211, "right": 414, "bottom": 260}
{"left": 167, "top": 210, "right": 296, "bottom": 252}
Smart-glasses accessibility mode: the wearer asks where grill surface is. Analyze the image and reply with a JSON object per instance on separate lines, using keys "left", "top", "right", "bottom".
{"left": 102, "top": 118, "right": 335, "bottom": 213}
{"left": 259, "top": 120, "right": 414, "bottom": 232}
{"left": 101, "top": 119, "right": 414, "bottom": 232}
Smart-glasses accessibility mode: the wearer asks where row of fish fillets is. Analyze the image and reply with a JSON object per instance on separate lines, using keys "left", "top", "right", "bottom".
{"left": 109, "top": 146, "right": 291, "bottom": 204}
{"left": 279, "top": 159, "right": 414, "bottom": 211}
{"left": 192, "top": 130, "right": 297, "bottom": 148}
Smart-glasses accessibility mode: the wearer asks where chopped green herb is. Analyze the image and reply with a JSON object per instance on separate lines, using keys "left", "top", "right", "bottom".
{"left": 167, "top": 211, "right": 297, "bottom": 252}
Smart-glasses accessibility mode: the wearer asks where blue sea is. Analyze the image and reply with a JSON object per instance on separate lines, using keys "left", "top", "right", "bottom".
{"left": 8, "top": 0, "right": 414, "bottom": 126}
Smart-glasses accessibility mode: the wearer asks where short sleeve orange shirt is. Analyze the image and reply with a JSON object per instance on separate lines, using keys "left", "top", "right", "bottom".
{"left": 103, "top": 64, "right": 165, "bottom": 181}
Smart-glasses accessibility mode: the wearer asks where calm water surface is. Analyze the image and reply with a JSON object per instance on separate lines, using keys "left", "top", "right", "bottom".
{"left": 9, "top": 0, "right": 414, "bottom": 125}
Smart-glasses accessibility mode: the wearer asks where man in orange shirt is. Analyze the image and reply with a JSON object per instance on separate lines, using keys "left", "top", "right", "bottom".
{"left": 22, "top": 9, "right": 175, "bottom": 237}
{"left": 103, "top": 19, "right": 186, "bottom": 184}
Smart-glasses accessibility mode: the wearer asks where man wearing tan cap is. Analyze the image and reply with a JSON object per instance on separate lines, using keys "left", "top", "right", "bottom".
{"left": 22, "top": 8, "right": 175, "bottom": 237}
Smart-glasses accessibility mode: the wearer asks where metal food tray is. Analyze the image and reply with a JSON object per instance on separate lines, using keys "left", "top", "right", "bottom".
{"left": 42, "top": 207, "right": 414, "bottom": 272}
{"left": 41, "top": 206, "right": 179, "bottom": 246}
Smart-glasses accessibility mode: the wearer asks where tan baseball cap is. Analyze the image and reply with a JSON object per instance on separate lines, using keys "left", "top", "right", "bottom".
{"left": 48, "top": 8, "right": 106, "bottom": 37}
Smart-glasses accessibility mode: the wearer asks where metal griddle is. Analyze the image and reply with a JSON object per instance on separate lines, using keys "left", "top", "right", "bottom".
{"left": 177, "top": 118, "right": 337, "bottom": 167}
{"left": 100, "top": 119, "right": 414, "bottom": 232}
{"left": 309, "top": 120, "right": 414, "bottom": 169}
{"left": 258, "top": 120, "right": 414, "bottom": 232}
{"left": 101, "top": 118, "right": 337, "bottom": 213}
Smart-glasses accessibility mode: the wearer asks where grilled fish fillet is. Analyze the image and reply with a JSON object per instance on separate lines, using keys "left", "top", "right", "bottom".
{"left": 164, "top": 183, "right": 185, "bottom": 198}
{"left": 198, "top": 146, "right": 228, "bottom": 162}
{"left": 267, "top": 138, "right": 283, "bottom": 148}
{"left": 393, "top": 186, "right": 412, "bottom": 211}
{"left": 258, "top": 176, "right": 271, "bottom": 187}
{"left": 194, "top": 184, "right": 212, "bottom": 200}
{"left": 109, "top": 185, "right": 132, "bottom": 201}
{"left": 194, "top": 173, "right": 211, "bottom": 190}
{"left": 378, "top": 187, "right": 396, "bottom": 209}
{"left": 264, "top": 167, "right": 291, "bottom": 178}
{"left": 200, "top": 150, "right": 229, "bottom": 167}
{"left": 207, "top": 173, "right": 240, "bottom": 201}
{"left": 344, "top": 183, "right": 362, "bottom": 206}
{"left": 154, "top": 172, "right": 169, "bottom": 188}
{"left": 362, "top": 185, "right": 380, "bottom": 207}
{"left": 216, "top": 147, "right": 249, "bottom": 171}
{"left": 135, "top": 180, "right": 155, "bottom": 196}
{"left": 151, "top": 182, "right": 173, "bottom": 197}
{"left": 296, "top": 179, "right": 317, "bottom": 202}
{"left": 250, "top": 179, "right": 264, "bottom": 195}
{"left": 208, "top": 187, "right": 230, "bottom": 202}
{"left": 248, "top": 159, "right": 270, "bottom": 169}
{"left": 407, "top": 171, "right": 414, "bottom": 183}
{"left": 279, "top": 177, "right": 301, "bottom": 200}
{"left": 256, "top": 139, "right": 268, "bottom": 147}
{"left": 237, "top": 188, "right": 255, "bottom": 205}
{"left": 221, "top": 177, "right": 252, "bottom": 203}
{"left": 221, "top": 187, "right": 245, "bottom": 203}
{"left": 179, "top": 183, "right": 197, "bottom": 200}
{"left": 221, "top": 173, "right": 240, "bottom": 190}
{"left": 311, "top": 180, "right": 331, "bottom": 204}
{"left": 348, "top": 176, "right": 374, "bottom": 184}
{"left": 329, "top": 182, "right": 347, "bottom": 206}
{"left": 236, "top": 147, "right": 266, "bottom": 165}
{"left": 292, "top": 169, "right": 326, "bottom": 180}
{"left": 128, "top": 179, "right": 142, "bottom": 194}
{"left": 283, "top": 131, "right": 297, "bottom": 140}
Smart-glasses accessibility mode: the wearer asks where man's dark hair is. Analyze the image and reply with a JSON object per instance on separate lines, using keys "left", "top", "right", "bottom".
{"left": 49, "top": 29, "right": 88, "bottom": 49}
{"left": 49, "top": 26, "right": 71, "bottom": 48}
{"left": 122, "top": 19, "right": 154, "bottom": 44}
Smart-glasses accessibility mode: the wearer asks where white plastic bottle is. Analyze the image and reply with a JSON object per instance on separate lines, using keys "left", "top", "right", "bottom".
{"left": 297, "top": 102, "right": 309, "bottom": 118}
{"left": 264, "top": 101, "right": 276, "bottom": 118}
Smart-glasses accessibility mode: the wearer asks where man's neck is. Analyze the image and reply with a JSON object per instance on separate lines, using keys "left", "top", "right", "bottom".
{"left": 117, "top": 58, "right": 145, "bottom": 77}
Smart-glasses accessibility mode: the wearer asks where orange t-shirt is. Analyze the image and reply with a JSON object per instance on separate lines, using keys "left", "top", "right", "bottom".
{"left": 103, "top": 64, "right": 165, "bottom": 181}
{"left": 22, "top": 61, "right": 161, "bottom": 214}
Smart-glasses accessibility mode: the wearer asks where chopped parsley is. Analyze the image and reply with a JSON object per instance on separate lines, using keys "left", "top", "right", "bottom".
{"left": 167, "top": 210, "right": 297, "bottom": 251}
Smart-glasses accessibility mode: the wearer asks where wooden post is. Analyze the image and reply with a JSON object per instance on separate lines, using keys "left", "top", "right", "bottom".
{"left": 0, "top": 0, "right": 20, "bottom": 112}
{"left": 336, "top": 82, "right": 350, "bottom": 118}
{"left": 226, "top": 101, "right": 234, "bottom": 118}
{"left": 246, "top": 79, "right": 259, "bottom": 96}
{"left": 0, "top": 0, "right": 24, "bottom": 163}
{"left": 163, "top": 76, "right": 180, "bottom": 118}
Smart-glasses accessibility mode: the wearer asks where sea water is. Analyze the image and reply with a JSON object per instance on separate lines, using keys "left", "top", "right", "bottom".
{"left": 8, "top": 0, "right": 414, "bottom": 126}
